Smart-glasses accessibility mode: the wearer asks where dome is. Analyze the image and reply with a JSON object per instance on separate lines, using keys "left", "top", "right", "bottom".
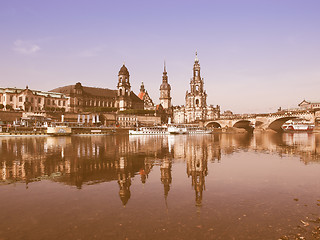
{"left": 119, "top": 64, "right": 129, "bottom": 76}
{"left": 160, "top": 82, "right": 171, "bottom": 90}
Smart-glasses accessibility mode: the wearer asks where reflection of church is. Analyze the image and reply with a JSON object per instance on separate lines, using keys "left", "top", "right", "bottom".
{"left": 3, "top": 133, "right": 320, "bottom": 209}
{"left": 160, "top": 157, "right": 172, "bottom": 198}
{"left": 186, "top": 142, "right": 208, "bottom": 206}
{"left": 116, "top": 157, "right": 132, "bottom": 206}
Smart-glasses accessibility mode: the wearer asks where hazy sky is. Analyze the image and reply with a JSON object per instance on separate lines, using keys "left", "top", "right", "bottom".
{"left": 0, "top": 0, "right": 319, "bottom": 113}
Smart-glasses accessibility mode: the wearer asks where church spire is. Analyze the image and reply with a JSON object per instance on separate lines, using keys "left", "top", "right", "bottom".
{"left": 159, "top": 61, "right": 171, "bottom": 109}
{"left": 140, "top": 81, "right": 145, "bottom": 93}
{"left": 195, "top": 51, "right": 199, "bottom": 63}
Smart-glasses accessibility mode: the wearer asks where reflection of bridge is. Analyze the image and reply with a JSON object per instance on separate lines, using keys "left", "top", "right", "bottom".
{"left": 205, "top": 110, "right": 319, "bottom": 132}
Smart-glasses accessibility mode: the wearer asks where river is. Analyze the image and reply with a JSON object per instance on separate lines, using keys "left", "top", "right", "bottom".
{"left": 0, "top": 133, "right": 319, "bottom": 239}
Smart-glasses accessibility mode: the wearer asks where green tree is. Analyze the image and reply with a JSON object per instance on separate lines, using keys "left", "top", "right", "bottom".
{"left": 5, "top": 105, "right": 13, "bottom": 110}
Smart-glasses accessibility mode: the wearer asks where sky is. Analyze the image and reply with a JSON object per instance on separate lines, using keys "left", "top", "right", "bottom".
{"left": 0, "top": 0, "right": 319, "bottom": 113}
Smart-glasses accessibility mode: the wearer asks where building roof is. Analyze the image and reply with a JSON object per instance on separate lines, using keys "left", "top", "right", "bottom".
{"left": 160, "top": 82, "right": 171, "bottom": 90}
{"left": 138, "top": 91, "right": 145, "bottom": 100}
{"left": 130, "top": 91, "right": 144, "bottom": 103}
{"left": 50, "top": 84, "right": 116, "bottom": 98}
{"left": 83, "top": 86, "right": 116, "bottom": 98}
{"left": 119, "top": 64, "right": 129, "bottom": 76}
{"left": 0, "top": 87, "right": 67, "bottom": 99}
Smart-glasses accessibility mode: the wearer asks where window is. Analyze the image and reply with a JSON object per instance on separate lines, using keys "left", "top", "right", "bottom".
{"left": 26, "top": 97, "right": 28, "bottom": 102}
{"left": 10, "top": 96, "right": 13, "bottom": 102}
{"left": 38, "top": 98, "right": 41, "bottom": 103}
{"left": 47, "top": 99, "right": 50, "bottom": 105}
{"left": 31, "top": 97, "right": 34, "bottom": 103}
{"left": 58, "top": 100, "right": 61, "bottom": 105}
{"left": 63, "top": 101, "right": 65, "bottom": 106}
{"left": 19, "top": 97, "right": 22, "bottom": 102}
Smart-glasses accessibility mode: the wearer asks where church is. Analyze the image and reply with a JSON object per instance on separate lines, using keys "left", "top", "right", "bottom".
{"left": 173, "top": 53, "right": 220, "bottom": 123}
{"left": 50, "top": 64, "right": 144, "bottom": 113}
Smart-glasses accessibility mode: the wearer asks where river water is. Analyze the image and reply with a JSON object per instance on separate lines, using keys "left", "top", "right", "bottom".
{"left": 0, "top": 133, "right": 319, "bottom": 240}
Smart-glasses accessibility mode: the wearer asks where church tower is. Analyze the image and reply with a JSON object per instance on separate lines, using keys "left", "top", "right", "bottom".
{"left": 116, "top": 64, "right": 132, "bottom": 111}
{"left": 159, "top": 62, "right": 171, "bottom": 109}
{"left": 185, "top": 52, "right": 208, "bottom": 122}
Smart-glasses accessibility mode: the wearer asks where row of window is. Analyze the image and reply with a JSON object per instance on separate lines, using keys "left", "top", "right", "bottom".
{"left": 118, "top": 117, "right": 137, "bottom": 121}
{"left": 0, "top": 95, "right": 66, "bottom": 107}
{"left": 77, "top": 99, "right": 114, "bottom": 108}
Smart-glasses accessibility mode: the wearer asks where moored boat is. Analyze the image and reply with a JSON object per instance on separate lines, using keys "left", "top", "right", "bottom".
{"left": 167, "top": 125, "right": 188, "bottom": 135}
{"left": 186, "top": 127, "right": 212, "bottom": 134}
{"left": 129, "top": 126, "right": 169, "bottom": 135}
{"left": 47, "top": 125, "right": 72, "bottom": 136}
{"left": 282, "top": 120, "right": 314, "bottom": 132}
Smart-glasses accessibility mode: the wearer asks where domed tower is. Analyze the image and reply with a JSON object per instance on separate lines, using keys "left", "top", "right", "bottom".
{"left": 116, "top": 64, "right": 132, "bottom": 111}
{"left": 159, "top": 62, "right": 171, "bottom": 109}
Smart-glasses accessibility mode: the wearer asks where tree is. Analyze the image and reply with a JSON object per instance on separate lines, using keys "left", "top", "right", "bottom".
{"left": 5, "top": 105, "right": 13, "bottom": 111}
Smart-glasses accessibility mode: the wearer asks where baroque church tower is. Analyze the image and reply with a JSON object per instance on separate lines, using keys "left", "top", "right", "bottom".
{"left": 185, "top": 52, "right": 208, "bottom": 122}
{"left": 159, "top": 62, "right": 171, "bottom": 109}
{"left": 116, "top": 64, "right": 132, "bottom": 111}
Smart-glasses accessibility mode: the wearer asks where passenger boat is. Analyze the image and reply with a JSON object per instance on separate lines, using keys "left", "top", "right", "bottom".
{"left": 167, "top": 125, "right": 188, "bottom": 134}
{"left": 129, "top": 126, "right": 169, "bottom": 135}
{"left": 47, "top": 125, "right": 72, "bottom": 136}
{"left": 282, "top": 120, "right": 314, "bottom": 132}
{"left": 186, "top": 126, "right": 212, "bottom": 134}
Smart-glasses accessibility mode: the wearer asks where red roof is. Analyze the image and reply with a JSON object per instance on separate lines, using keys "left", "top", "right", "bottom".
{"left": 138, "top": 91, "right": 145, "bottom": 100}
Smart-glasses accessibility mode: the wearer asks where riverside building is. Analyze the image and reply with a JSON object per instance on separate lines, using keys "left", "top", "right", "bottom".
{"left": 0, "top": 86, "right": 68, "bottom": 112}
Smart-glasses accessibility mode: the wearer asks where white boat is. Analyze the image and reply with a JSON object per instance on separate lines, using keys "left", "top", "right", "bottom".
{"left": 129, "top": 126, "right": 169, "bottom": 135}
{"left": 167, "top": 125, "right": 188, "bottom": 134}
{"left": 47, "top": 125, "right": 72, "bottom": 136}
{"left": 186, "top": 127, "right": 212, "bottom": 134}
{"left": 282, "top": 120, "right": 314, "bottom": 132}
{"left": 129, "top": 125, "right": 212, "bottom": 135}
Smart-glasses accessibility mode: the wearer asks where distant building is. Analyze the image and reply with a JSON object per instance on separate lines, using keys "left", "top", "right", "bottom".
{"left": 298, "top": 100, "right": 320, "bottom": 110}
{"left": 50, "top": 64, "right": 143, "bottom": 113}
{"left": 51, "top": 82, "right": 116, "bottom": 113}
{"left": 0, "top": 86, "right": 68, "bottom": 112}
{"left": 138, "top": 82, "right": 155, "bottom": 110}
{"left": 173, "top": 53, "right": 220, "bottom": 123}
{"left": 115, "top": 64, "right": 144, "bottom": 111}
{"left": 159, "top": 62, "right": 172, "bottom": 110}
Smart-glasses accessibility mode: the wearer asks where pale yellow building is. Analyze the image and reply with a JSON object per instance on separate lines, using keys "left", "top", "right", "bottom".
{"left": 0, "top": 86, "right": 69, "bottom": 112}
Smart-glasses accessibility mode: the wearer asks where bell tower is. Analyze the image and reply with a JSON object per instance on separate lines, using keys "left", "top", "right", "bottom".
{"left": 159, "top": 62, "right": 172, "bottom": 109}
{"left": 116, "top": 64, "right": 132, "bottom": 111}
{"left": 187, "top": 52, "right": 206, "bottom": 108}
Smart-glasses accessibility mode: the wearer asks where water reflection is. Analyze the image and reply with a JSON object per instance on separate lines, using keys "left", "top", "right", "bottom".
{"left": 1, "top": 133, "right": 320, "bottom": 206}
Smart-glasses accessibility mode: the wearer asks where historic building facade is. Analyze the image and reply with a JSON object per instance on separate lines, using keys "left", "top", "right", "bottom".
{"left": 51, "top": 82, "right": 116, "bottom": 112}
{"left": 0, "top": 86, "right": 68, "bottom": 112}
{"left": 298, "top": 100, "right": 320, "bottom": 110}
{"left": 159, "top": 63, "right": 171, "bottom": 110}
{"left": 138, "top": 82, "right": 155, "bottom": 110}
{"left": 173, "top": 53, "right": 220, "bottom": 123}
{"left": 50, "top": 64, "right": 143, "bottom": 113}
{"left": 115, "top": 64, "right": 143, "bottom": 111}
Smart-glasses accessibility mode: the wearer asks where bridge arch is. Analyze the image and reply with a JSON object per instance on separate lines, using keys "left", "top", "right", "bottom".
{"left": 268, "top": 117, "right": 298, "bottom": 132}
{"left": 233, "top": 120, "right": 254, "bottom": 132}
{"left": 205, "top": 121, "right": 222, "bottom": 128}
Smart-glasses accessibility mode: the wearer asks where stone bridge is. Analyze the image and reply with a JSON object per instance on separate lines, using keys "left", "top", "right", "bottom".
{"left": 204, "top": 110, "right": 320, "bottom": 132}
